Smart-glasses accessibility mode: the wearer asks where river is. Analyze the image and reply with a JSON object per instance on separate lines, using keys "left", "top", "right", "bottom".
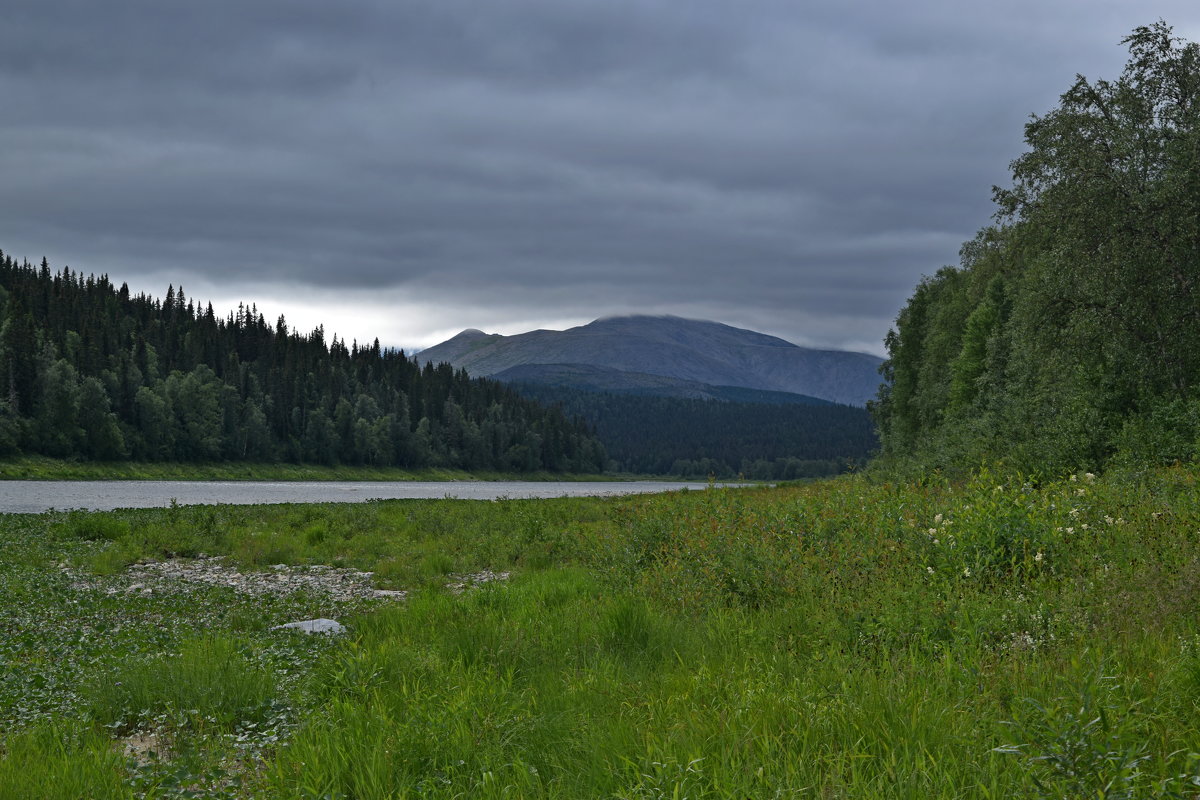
{"left": 0, "top": 480, "right": 728, "bottom": 513}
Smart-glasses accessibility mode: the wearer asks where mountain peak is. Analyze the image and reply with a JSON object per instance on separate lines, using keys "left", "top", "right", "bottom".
{"left": 419, "top": 315, "right": 884, "bottom": 406}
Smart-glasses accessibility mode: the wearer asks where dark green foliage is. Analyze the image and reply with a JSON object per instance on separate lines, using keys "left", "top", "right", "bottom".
{"left": 512, "top": 383, "right": 876, "bottom": 477}
{"left": 873, "top": 22, "right": 1200, "bottom": 474}
{"left": 0, "top": 298, "right": 39, "bottom": 414}
{"left": 55, "top": 511, "right": 131, "bottom": 542}
{"left": 86, "top": 635, "right": 279, "bottom": 734}
{"left": 0, "top": 252, "right": 604, "bottom": 472}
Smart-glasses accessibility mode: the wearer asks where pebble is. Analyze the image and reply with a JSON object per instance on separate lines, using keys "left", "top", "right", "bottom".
{"left": 73, "top": 556, "right": 510, "bottom": 605}
{"left": 119, "top": 556, "right": 386, "bottom": 603}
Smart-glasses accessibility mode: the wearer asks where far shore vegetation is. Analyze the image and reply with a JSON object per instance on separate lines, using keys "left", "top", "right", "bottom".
{"left": 0, "top": 455, "right": 626, "bottom": 483}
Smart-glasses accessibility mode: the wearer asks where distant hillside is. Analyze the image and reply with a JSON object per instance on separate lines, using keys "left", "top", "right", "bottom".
{"left": 513, "top": 382, "right": 877, "bottom": 479}
{"left": 491, "top": 363, "right": 833, "bottom": 406}
{"left": 418, "top": 315, "right": 883, "bottom": 406}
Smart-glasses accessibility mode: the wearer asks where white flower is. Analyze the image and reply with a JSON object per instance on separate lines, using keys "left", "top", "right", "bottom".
{"left": 927, "top": 566, "right": 934, "bottom": 575}
{"left": 1076, "top": 488, "right": 1087, "bottom": 496}
{"left": 1069, "top": 508, "right": 1080, "bottom": 518}
{"left": 1081, "top": 523, "right": 1089, "bottom": 530}
{"left": 963, "top": 567, "right": 971, "bottom": 577}
{"left": 1034, "top": 551, "right": 1044, "bottom": 562}
{"left": 1065, "top": 527, "right": 1074, "bottom": 534}
{"left": 1084, "top": 472, "right": 1096, "bottom": 482}
{"left": 934, "top": 514, "right": 943, "bottom": 525}
{"left": 1104, "top": 516, "right": 1114, "bottom": 525}
{"left": 1069, "top": 474, "right": 1077, "bottom": 482}
{"left": 933, "top": 538, "right": 939, "bottom": 545}
{"left": 928, "top": 528, "right": 938, "bottom": 536}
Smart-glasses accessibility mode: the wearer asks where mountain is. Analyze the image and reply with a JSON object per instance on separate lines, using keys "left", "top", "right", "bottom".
{"left": 491, "top": 363, "right": 834, "bottom": 405}
{"left": 418, "top": 315, "right": 884, "bottom": 406}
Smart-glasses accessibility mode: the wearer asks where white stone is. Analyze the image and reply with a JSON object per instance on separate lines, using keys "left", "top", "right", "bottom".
{"left": 272, "top": 618, "right": 347, "bottom": 635}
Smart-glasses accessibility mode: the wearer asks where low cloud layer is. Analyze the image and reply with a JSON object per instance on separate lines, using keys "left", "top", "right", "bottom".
{"left": 3, "top": 1, "right": 1198, "bottom": 355}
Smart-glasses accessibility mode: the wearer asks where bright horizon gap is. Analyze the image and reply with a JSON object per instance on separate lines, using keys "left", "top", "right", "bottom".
{"left": 57, "top": 267, "right": 890, "bottom": 358}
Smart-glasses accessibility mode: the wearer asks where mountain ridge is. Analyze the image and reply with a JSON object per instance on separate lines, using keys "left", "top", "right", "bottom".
{"left": 418, "top": 315, "right": 883, "bottom": 406}
{"left": 493, "top": 363, "right": 835, "bottom": 405}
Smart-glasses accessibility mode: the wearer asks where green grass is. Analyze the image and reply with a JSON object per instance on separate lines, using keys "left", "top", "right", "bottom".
{"left": 5, "top": 468, "right": 1200, "bottom": 796}
{"left": 0, "top": 722, "right": 132, "bottom": 800}
{"left": 86, "top": 634, "right": 281, "bottom": 735}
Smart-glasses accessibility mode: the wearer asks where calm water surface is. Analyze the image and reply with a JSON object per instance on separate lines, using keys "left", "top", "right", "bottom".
{"left": 0, "top": 480, "right": 726, "bottom": 513}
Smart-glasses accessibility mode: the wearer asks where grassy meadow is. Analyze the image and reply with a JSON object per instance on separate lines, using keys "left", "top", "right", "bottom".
{"left": 4, "top": 467, "right": 1200, "bottom": 797}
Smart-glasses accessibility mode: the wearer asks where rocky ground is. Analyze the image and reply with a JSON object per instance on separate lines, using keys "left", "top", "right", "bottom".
{"left": 68, "top": 554, "right": 510, "bottom": 607}
{"left": 0, "top": 516, "right": 514, "bottom": 797}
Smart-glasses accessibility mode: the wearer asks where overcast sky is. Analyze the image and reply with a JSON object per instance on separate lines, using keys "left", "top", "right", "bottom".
{"left": 3, "top": 1, "right": 1198, "bottom": 355}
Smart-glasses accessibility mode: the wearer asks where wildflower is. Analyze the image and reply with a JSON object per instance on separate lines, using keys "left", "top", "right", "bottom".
{"left": 1065, "top": 527, "right": 1074, "bottom": 534}
{"left": 1034, "top": 551, "right": 1043, "bottom": 562}
{"left": 1069, "top": 508, "right": 1080, "bottom": 518}
{"left": 1104, "top": 516, "right": 1114, "bottom": 525}
{"left": 934, "top": 513, "right": 943, "bottom": 525}
{"left": 1069, "top": 474, "right": 1077, "bottom": 482}
{"left": 928, "top": 528, "right": 938, "bottom": 536}
{"left": 933, "top": 538, "right": 939, "bottom": 545}
{"left": 1076, "top": 488, "right": 1087, "bottom": 496}
{"left": 927, "top": 566, "right": 934, "bottom": 575}
{"left": 1084, "top": 472, "right": 1096, "bottom": 482}
{"left": 963, "top": 567, "right": 971, "bottom": 577}
{"left": 1081, "top": 523, "right": 1089, "bottom": 530}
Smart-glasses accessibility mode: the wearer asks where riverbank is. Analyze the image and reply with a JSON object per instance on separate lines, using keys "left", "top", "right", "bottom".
{"left": 0, "top": 456, "right": 627, "bottom": 483}
{"left": 0, "top": 479, "right": 725, "bottom": 513}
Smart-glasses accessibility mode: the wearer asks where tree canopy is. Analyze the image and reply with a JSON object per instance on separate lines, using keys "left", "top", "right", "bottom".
{"left": 0, "top": 255, "right": 606, "bottom": 472}
{"left": 872, "top": 22, "right": 1200, "bottom": 473}
{"left": 514, "top": 383, "right": 876, "bottom": 479}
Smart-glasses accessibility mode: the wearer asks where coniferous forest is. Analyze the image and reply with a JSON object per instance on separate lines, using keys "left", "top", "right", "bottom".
{"left": 0, "top": 254, "right": 606, "bottom": 472}
{"left": 513, "top": 383, "right": 876, "bottom": 478}
{"left": 872, "top": 22, "right": 1200, "bottom": 475}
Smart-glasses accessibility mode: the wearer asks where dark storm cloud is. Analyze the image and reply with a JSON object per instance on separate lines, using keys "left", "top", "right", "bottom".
{"left": 3, "top": 0, "right": 1199, "bottom": 353}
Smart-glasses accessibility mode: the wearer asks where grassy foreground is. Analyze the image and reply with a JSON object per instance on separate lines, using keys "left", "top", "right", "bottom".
{"left": 4, "top": 467, "right": 1200, "bottom": 797}
{"left": 0, "top": 455, "right": 617, "bottom": 482}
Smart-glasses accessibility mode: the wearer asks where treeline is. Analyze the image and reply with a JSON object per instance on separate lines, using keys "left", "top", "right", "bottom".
{"left": 512, "top": 383, "right": 876, "bottom": 478}
{"left": 872, "top": 23, "right": 1200, "bottom": 474}
{"left": 0, "top": 256, "right": 606, "bottom": 472}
